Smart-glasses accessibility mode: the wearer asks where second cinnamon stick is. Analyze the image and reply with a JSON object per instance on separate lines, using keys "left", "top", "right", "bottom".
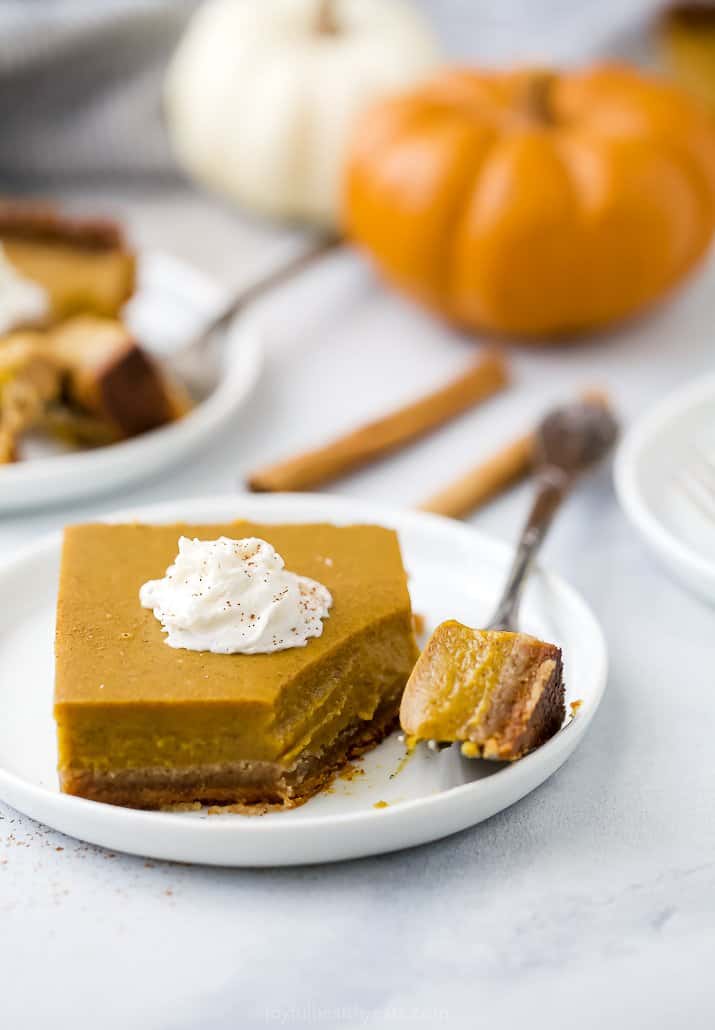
{"left": 419, "top": 389, "right": 612, "bottom": 519}
{"left": 247, "top": 350, "right": 508, "bottom": 493}
{"left": 418, "top": 433, "right": 534, "bottom": 519}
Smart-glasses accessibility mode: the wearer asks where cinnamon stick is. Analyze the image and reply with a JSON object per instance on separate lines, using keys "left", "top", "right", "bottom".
{"left": 419, "top": 432, "right": 534, "bottom": 519}
{"left": 247, "top": 350, "right": 509, "bottom": 493}
{"left": 419, "top": 388, "right": 611, "bottom": 519}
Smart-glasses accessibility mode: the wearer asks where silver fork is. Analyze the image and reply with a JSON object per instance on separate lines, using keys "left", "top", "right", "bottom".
{"left": 419, "top": 397, "right": 619, "bottom": 753}
{"left": 677, "top": 445, "right": 715, "bottom": 522}
{"left": 164, "top": 234, "right": 340, "bottom": 399}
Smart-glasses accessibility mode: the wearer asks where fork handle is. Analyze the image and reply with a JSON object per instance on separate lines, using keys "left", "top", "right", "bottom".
{"left": 204, "top": 234, "right": 342, "bottom": 339}
{"left": 486, "top": 466, "right": 571, "bottom": 632}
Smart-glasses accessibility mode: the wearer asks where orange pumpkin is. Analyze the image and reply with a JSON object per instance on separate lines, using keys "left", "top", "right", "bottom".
{"left": 343, "top": 65, "right": 715, "bottom": 341}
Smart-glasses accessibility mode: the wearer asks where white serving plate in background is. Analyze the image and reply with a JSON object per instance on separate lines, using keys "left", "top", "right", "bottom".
{"left": 0, "top": 494, "right": 607, "bottom": 866}
{"left": 615, "top": 374, "right": 715, "bottom": 605}
{"left": 0, "top": 252, "right": 263, "bottom": 512}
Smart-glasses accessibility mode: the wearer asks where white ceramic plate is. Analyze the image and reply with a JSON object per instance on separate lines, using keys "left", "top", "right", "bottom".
{"left": 614, "top": 375, "right": 715, "bottom": 605}
{"left": 0, "top": 252, "right": 263, "bottom": 512}
{"left": 0, "top": 494, "right": 607, "bottom": 866}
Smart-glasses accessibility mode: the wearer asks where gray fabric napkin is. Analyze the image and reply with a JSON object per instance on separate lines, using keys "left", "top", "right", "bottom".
{"left": 0, "top": 0, "right": 196, "bottom": 184}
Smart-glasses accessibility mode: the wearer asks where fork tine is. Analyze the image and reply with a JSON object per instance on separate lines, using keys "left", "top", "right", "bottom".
{"left": 678, "top": 448, "right": 715, "bottom": 522}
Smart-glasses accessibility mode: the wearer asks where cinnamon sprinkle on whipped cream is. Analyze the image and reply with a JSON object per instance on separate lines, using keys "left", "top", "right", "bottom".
{"left": 139, "top": 536, "right": 332, "bottom": 655}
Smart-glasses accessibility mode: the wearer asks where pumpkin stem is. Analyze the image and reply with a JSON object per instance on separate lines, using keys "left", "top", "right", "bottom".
{"left": 316, "top": 0, "right": 338, "bottom": 35}
{"left": 523, "top": 73, "right": 557, "bottom": 124}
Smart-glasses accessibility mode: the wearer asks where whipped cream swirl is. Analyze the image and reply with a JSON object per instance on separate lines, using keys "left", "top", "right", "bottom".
{"left": 0, "top": 244, "right": 49, "bottom": 334}
{"left": 139, "top": 536, "right": 332, "bottom": 655}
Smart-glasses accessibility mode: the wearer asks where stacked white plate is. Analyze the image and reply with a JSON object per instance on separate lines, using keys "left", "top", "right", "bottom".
{"left": 615, "top": 375, "right": 715, "bottom": 606}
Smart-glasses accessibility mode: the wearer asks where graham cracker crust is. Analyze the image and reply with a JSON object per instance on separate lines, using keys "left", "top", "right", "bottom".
{"left": 470, "top": 651, "right": 565, "bottom": 760}
{"left": 59, "top": 695, "right": 401, "bottom": 814}
{"left": 0, "top": 200, "right": 128, "bottom": 252}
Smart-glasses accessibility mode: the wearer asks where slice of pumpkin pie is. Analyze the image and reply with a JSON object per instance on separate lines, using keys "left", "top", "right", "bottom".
{"left": 0, "top": 201, "right": 135, "bottom": 322}
{"left": 54, "top": 521, "right": 419, "bottom": 811}
{"left": 400, "top": 621, "right": 565, "bottom": 760}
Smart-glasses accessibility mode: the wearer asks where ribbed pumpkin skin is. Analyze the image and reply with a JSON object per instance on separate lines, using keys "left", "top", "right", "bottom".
{"left": 343, "top": 65, "right": 715, "bottom": 341}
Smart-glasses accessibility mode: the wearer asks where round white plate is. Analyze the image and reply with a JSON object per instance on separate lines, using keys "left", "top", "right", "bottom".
{"left": 0, "top": 494, "right": 607, "bottom": 866}
{"left": 0, "top": 252, "right": 263, "bottom": 512}
{"left": 614, "top": 374, "right": 715, "bottom": 605}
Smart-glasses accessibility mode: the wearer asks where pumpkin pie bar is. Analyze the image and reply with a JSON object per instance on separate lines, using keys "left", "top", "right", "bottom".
{"left": 0, "top": 318, "right": 189, "bottom": 458}
{"left": 400, "top": 622, "right": 565, "bottom": 760}
{"left": 54, "top": 521, "right": 419, "bottom": 811}
{"left": 0, "top": 201, "right": 135, "bottom": 322}
{"left": 0, "top": 333, "right": 62, "bottom": 443}
{"left": 49, "top": 315, "right": 191, "bottom": 437}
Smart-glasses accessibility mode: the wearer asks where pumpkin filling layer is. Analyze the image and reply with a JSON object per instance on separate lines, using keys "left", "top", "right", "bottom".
{"left": 399, "top": 622, "right": 565, "bottom": 760}
{"left": 54, "top": 521, "right": 419, "bottom": 810}
{"left": 0, "top": 203, "right": 135, "bottom": 323}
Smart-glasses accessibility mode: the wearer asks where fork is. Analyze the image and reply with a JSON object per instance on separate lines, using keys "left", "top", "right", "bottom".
{"left": 417, "top": 397, "right": 619, "bottom": 753}
{"left": 165, "top": 234, "right": 340, "bottom": 399}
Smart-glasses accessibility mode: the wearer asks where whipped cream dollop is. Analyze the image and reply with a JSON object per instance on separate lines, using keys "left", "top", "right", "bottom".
{"left": 139, "top": 536, "right": 333, "bottom": 655}
{"left": 0, "top": 244, "right": 49, "bottom": 334}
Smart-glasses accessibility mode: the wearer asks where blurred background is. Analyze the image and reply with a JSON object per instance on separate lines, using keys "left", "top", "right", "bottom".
{"left": 0, "top": 0, "right": 674, "bottom": 186}
{"left": 1, "top": 0, "right": 714, "bottom": 526}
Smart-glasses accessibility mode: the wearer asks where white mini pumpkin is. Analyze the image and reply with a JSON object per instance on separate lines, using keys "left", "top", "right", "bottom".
{"left": 164, "top": 0, "right": 440, "bottom": 226}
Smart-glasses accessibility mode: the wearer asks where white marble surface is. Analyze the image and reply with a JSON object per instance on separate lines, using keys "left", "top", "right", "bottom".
{"left": 1, "top": 185, "right": 714, "bottom": 1029}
